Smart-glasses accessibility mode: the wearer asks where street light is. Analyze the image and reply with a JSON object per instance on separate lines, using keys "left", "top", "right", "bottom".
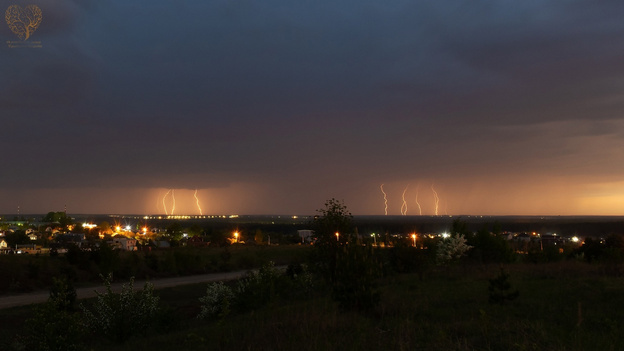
{"left": 234, "top": 231, "right": 239, "bottom": 243}
{"left": 335, "top": 232, "right": 339, "bottom": 242}
{"left": 411, "top": 233, "right": 417, "bottom": 247}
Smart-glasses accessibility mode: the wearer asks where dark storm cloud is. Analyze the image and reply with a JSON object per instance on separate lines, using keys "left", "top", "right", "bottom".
{"left": 2, "top": 0, "right": 624, "bottom": 213}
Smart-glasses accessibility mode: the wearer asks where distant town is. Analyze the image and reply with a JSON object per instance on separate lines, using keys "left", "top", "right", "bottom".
{"left": 2, "top": 211, "right": 622, "bottom": 255}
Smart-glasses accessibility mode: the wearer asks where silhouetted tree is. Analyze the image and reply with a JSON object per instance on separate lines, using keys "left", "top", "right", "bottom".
{"left": 5, "top": 230, "right": 30, "bottom": 248}
{"left": 310, "top": 199, "right": 381, "bottom": 311}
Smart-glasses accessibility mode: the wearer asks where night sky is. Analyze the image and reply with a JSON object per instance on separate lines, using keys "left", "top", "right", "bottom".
{"left": 2, "top": 0, "right": 624, "bottom": 215}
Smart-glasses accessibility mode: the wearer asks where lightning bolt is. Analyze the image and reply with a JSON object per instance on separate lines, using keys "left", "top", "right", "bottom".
{"left": 431, "top": 184, "right": 439, "bottom": 216}
{"left": 380, "top": 184, "right": 388, "bottom": 215}
{"left": 171, "top": 189, "right": 176, "bottom": 215}
{"left": 401, "top": 185, "right": 409, "bottom": 215}
{"left": 415, "top": 186, "right": 422, "bottom": 215}
{"left": 194, "top": 189, "right": 203, "bottom": 215}
{"left": 162, "top": 189, "right": 171, "bottom": 215}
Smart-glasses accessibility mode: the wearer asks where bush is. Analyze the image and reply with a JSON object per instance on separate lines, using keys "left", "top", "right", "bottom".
{"left": 198, "top": 261, "right": 315, "bottom": 320}
{"left": 332, "top": 242, "right": 382, "bottom": 311}
{"left": 488, "top": 268, "right": 519, "bottom": 305}
{"left": 387, "top": 242, "right": 433, "bottom": 276}
{"left": 437, "top": 234, "right": 472, "bottom": 265}
{"left": 468, "top": 230, "right": 515, "bottom": 263}
{"left": 197, "top": 281, "right": 235, "bottom": 320}
{"left": 16, "top": 277, "right": 84, "bottom": 351}
{"left": 81, "top": 274, "right": 160, "bottom": 343}
{"left": 235, "top": 261, "right": 281, "bottom": 311}
{"left": 49, "top": 276, "right": 77, "bottom": 311}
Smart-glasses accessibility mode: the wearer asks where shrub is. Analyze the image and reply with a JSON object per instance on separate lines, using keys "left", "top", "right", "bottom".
{"left": 387, "top": 243, "right": 433, "bottom": 276}
{"left": 49, "top": 276, "right": 77, "bottom": 311}
{"left": 197, "top": 281, "right": 235, "bottom": 320}
{"left": 235, "top": 261, "right": 281, "bottom": 311}
{"left": 18, "top": 302, "right": 85, "bottom": 351}
{"left": 468, "top": 230, "right": 515, "bottom": 263}
{"left": 488, "top": 267, "right": 519, "bottom": 305}
{"left": 16, "top": 277, "right": 84, "bottom": 351}
{"left": 332, "top": 242, "right": 382, "bottom": 312}
{"left": 437, "top": 234, "right": 472, "bottom": 265}
{"left": 81, "top": 274, "right": 160, "bottom": 343}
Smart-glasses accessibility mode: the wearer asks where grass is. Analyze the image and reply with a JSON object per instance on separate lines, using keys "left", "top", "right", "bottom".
{"left": 92, "top": 262, "right": 624, "bottom": 350}
{"left": 3, "top": 259, "right": 624, "bottom": 350}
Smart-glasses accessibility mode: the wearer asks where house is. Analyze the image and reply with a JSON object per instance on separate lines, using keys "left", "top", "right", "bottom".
{"left": 55, "top": 233, "right": 85, "bottom": 247}
{"left": 188, "top": 236, "right": 209, "bottom": 247}
{"left": 112, "top": 235, "right": 137, "bottom": 251}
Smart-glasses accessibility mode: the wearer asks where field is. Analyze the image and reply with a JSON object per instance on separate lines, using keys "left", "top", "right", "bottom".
{"left": 101, "top": 262, "right": 624, "bottom": 351}
{"left": 2, "top": 257, "right": 624, "bottom": 351}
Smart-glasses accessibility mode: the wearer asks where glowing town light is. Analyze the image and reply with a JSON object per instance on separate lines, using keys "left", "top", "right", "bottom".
{"left": 116, "top": 226, "right": 121, "bottom": 232}
{"left": 194, "top": 189, "right": 203, "bottom": 215}
{"left": 142, "top": 227, "right": 148, "bottom": 234}
{"left": 571, "top": 236, "right": 580, "bottom": 243}
{"left": 234, "top": 231, "right": 239, "bottom": 243}
{"left": 125, "top": 225, "right": 131, "bottom": 231}
{"left": 411, "top": 233, "right": 417, "bottom": 247}
{"left": 83, "top": 223, "right": 96, "bottom": 229}
{"left": 371, "top": 233, "right": 376, "bottom": 245}
{"left": 441, "top": 232, "right": 450, "bottom": 239}
{"left": 380, "top": 184, "right": 388, "bottom": 215}
{"left": 335, "top": 232, "right": 340, "bottom": 241}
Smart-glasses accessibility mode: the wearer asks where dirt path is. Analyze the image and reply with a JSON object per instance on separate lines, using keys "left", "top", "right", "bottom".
{"left": 0, "top": 269, "right": 252, "bottom": 310}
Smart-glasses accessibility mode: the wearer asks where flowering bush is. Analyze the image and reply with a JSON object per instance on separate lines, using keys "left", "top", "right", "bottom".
{"left": 81, "top": 274, "right": 160, "bottom": 343}
{"left": 197, "top": 281, "right": 235, "bottom": 320}
{"left": 234, "top": 261, "right": 281, "bottom": 310}
{"left": 436, "top": 234, "right": 472, "bottom": 264}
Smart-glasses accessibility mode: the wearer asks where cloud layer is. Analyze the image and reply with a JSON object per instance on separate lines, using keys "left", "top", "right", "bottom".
{"left": 2, "top": 0, "right": 624, "bottom": 215}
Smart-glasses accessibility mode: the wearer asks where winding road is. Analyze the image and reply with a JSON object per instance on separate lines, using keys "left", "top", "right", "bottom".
{"left": 0, "top": 269, "right": 252, "bottom": 310}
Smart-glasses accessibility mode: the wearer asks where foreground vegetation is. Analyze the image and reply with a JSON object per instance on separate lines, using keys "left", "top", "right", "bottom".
{"left": 115, "top": 262, "right": 624, "bottom": 351}
{"left": 2, "top": 261, "right": 624, "bottom": 350}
